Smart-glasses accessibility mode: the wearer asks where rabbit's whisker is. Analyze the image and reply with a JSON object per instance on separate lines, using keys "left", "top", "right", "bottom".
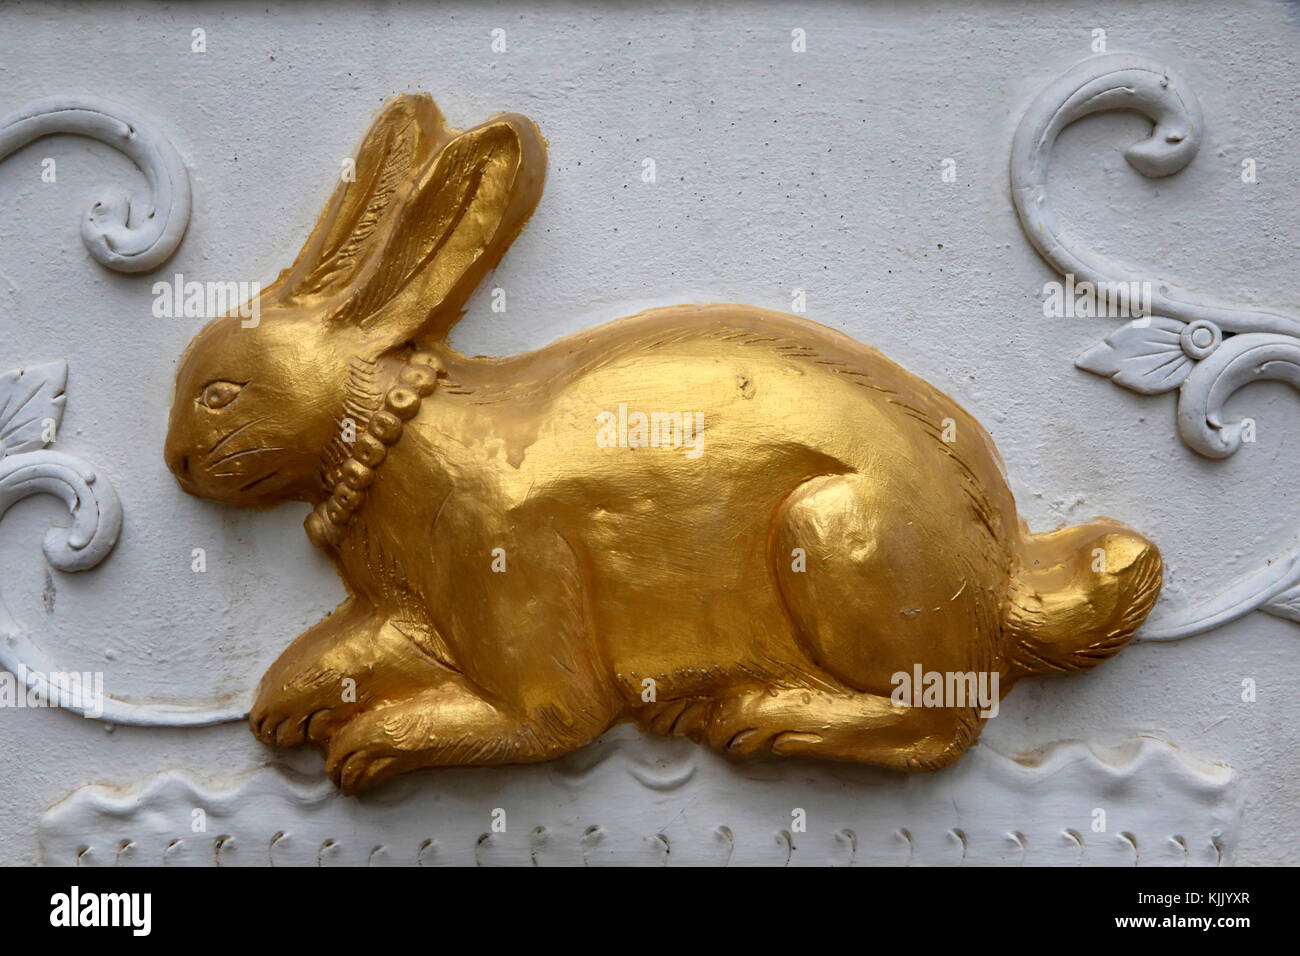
{"left": 208, "top": 445, "right": 287, "bottom": 469}
{"left": 207, "top": 416, "right": 267, "bottom": 456}
{"left": 215, "top": 452, "right": 285, "bottom": 479}
{"left": 239, "top": 468, "right": 281, "bottom": 493}
{"left": 211, "top": 447, "right": 284, "bottom": 477}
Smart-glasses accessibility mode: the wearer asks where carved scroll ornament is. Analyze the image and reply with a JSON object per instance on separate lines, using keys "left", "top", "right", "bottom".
{"left": 164, "top": 94, "right": 1163, "bottom": 792}
{"left": 0, "top": 361, "right": 245, "bottom": 725}
{"left": 0, "top": 95, "right": 190, "bottom": 273}
{"left": 0, "top": 361, "right": 122, "bottom": 717}
{"left": 1012, "top": 53, "right": 1300, "bottom": 640}
{"left": 0, "top": 97, "right": 242, "bottom": 723}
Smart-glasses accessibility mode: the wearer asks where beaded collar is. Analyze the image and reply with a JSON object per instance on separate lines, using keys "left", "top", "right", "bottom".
{"left": 304, "top": 350, "right": 443, "bottom": 549}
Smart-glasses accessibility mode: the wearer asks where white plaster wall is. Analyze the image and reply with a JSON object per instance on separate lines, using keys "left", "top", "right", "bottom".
{"left": 0, "top": 0, "right": 1297, "bottom": 864}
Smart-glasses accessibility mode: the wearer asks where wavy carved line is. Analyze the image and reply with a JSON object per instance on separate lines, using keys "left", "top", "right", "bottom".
{"left": 39, "top": 734, "right": 1238, "bottom": 866}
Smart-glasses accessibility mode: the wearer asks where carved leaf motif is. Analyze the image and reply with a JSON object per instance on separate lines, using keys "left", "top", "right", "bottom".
{"left": 1074, "top": 317, "right": 1194, "bottom": 395}
{"left": 0, "top": 360, "right": 67, "bottom": 457}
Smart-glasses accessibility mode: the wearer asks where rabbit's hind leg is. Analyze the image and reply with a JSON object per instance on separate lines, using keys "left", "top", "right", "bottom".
{"left": 701, "top": 684, "right": 981, "bottom": 771}
{"left": 722, "top": 470, "right": 993, "bottom": 769}
{"left": 324, "top": 680, "right": 616, "bottom": 793}
{"left": 769, "top": 472, "right": 1003, "bottom": 697}
{"left": 250, "top": 600, "right": 452, "bottom": 748}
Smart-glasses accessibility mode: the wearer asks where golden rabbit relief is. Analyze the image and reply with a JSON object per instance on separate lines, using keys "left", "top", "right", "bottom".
{"left": 163, "top": 94, "right": 1162, "bottom": 793}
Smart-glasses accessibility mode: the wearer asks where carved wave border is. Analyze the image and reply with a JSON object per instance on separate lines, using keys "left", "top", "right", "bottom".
{"left": 40, "top": 731, "right": 1237, "bottom": 866}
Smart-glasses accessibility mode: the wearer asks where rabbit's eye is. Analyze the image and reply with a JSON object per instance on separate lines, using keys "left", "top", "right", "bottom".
{"left": 200, "top": 381, "right": 244, "bottom": 410}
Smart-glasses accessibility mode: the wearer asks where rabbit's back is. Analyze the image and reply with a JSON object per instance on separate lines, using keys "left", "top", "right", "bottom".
{"left": 451, "top": 304, "right": 1019, "bottom": 540}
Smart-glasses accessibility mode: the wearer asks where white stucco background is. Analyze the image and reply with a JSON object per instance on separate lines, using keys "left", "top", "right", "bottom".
{"left": 1, "top": 0, "right": 1298, "bottom": 865}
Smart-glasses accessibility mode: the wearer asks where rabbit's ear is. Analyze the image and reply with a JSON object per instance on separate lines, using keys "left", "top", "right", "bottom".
{"left": 265, "top": 94, "right": 453, "bottom": 306}
{"left": 333, "top": 112, "right": 546, "bottom": 346}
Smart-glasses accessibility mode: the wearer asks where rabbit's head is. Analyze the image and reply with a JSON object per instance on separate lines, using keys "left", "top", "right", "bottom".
{"left": 165, "top": 94, "right": 546, "bottom": 506}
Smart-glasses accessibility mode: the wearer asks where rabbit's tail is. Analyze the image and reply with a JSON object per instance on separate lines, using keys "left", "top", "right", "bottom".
{"left": 1002, "top": 518, "right": 1162, "bottom": 676}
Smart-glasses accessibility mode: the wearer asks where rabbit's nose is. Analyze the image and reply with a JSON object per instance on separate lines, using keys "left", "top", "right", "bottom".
{"left": 163, "top": 439, "right": 191, "bottom": 480}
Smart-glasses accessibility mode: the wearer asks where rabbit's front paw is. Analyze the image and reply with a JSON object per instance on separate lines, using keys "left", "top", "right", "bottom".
{"left": 249, "top": 672, "right": 360, "bottom": 748}
{"left": 324, "top": 718, "right": 409, "bottom": 794}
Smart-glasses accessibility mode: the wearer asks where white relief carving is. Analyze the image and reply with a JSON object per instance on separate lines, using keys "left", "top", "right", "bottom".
{"left": 1012, "top": 53, "right": 1300, "bottom": 639}
{"left": 1140, "top": 544, "right": 1300, "bottom": 641}
{"left": 1012, "top": 53, "right": 1300, "bottom": 450}
{"left": 40, "top": 731, "right": 1237, "bottom": 866}
{"left": 0, "top": 100, "right": 241, "bottom": 719}
{"left": 0, "top": 95, "right": 191, "bottom": 272}
{"left": 0, "top": 360, "right": 247, "bottom": 725}
{"left": 1013, "top": 53, "right": 1300, "bottom": 340}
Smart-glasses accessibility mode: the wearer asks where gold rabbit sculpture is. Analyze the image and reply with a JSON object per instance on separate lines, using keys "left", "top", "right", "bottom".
{"left": 165, "top": 95, "right": 1162, "bottom": 793}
